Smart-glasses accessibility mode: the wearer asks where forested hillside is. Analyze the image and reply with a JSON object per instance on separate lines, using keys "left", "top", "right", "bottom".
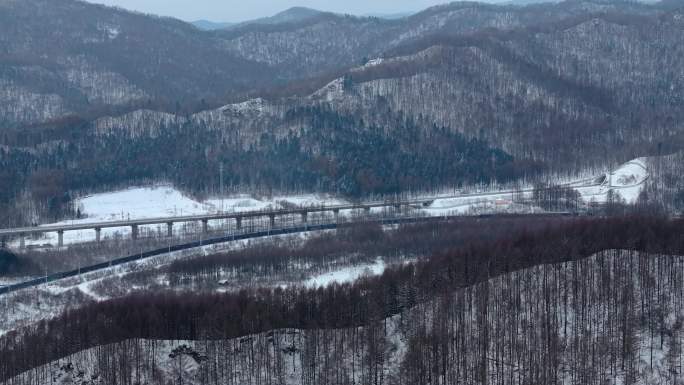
{"left": 1, "top": 0, "right": 684, "bottom": 223}
{"left": 3, "top": 217, "right": 684, "bottom": 384}
{"left": 0, "top": 0, "right": 278, "bottom": 125}
{"left": 316, "top": 11, "right": 684, "bottom": 168}
{"left": 215, "top": 0, "right": 665, "bottom": 80}
{"left": 0, "top": 105, "right": 528, "bottom": 225}
{"left": 0, "top": 0, "right": 676, "bottom": 126}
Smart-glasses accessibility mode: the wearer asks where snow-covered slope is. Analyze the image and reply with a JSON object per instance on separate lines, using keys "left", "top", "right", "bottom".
{"left": 304, "top": 257, "right": 387, "bottom": 288}
{"left": 570, "top": 158, "right": 649, "bottom": 204}
{"left": 9, "top": 249, "right": 683, "bottom": 385}
{"left": 608, "top": 158, "right": 649, "bottom": 201}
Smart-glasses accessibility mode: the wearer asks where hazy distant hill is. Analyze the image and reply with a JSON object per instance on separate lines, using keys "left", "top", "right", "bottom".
{"left": 191, "top": 19, "right": 235, "bottom": 30}
{"left": 192, "top": 8, "right": 331, "bottom": 31}
{"left": 232, "top": 6, "right": 328, "bottom": 27}
{"left": 194, "top": 9, "right": 415, "bottom": 31}
{"left": 363, "top": 12, "right": 415, "bottom": 19}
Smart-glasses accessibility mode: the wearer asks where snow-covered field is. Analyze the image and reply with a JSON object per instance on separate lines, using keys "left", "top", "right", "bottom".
{"left": 304, "top": 258, "right": 387, "bottom": 288}
{"left": 8, "top": 158, "right": 650, "bottom": 249}
{"left": 11, "top": 188, "right": 349, "bottom": 248}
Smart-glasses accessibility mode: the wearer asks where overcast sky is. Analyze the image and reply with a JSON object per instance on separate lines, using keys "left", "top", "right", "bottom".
{"left": 84, "top": 0, "right": 461, "bottom": 22}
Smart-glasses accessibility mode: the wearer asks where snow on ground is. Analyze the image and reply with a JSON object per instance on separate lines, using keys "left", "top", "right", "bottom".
{"left": 423, "top": 157, "right": 649, "bottom": 212}
{"left": 611, "top": 159, "right": 649, "bottom": 187}
{"left": 304, "top": 258, "right": 387, "bottom": 288}
{"left": 572, "top": 158, "right": 649, "bottom": 204}
{"left": 203, "top": 196, "right": 273, "bottom": 213}
{"left": 0, "top": 277, "right": 26, "bottom": 286}
{"left": 204, "top": 194, "right": 348, "bottom": 213}
{"left": 11, "top": 186, "right": 210, "bottom": 248}
{"left": 1, "top": 230, "right": 334, "bottom": 336}
{"left": 11, "top": 250, "right": 679, "bottom": 385}
{"left": 10, "top": 188, "right": 348, "bottom": 248}
{"left": 71, "top": 188, "right": 346, "bottom": 221}
{"left": 7, "top": 158, "right": 650, "bottom": 249}
{"left": 424, "top": 192, "right": 525, "bottom": 216}
{"left": 76, "top": 186, "right": 208, "bottom": 219}
{"left": 607, "top": 158, "right": 649, "bottom": 202}
{"left": 217, "top": 97, "right": 267, "bottom": 116}
{"left": 360, "top": 58, "right": 385, "bottom": 68}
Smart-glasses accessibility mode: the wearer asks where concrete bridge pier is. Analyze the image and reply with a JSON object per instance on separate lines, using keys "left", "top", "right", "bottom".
{"left": 202, "top": 219, "right": 209, "bottom": 234}
{"left": 131, "top": 225, "right": 139, "bottom": 241}
{"left": 301, "top": 212, "right": 308, "bottom": 224}
{"left": 333, "top": 209, "right": 340, "bottom": 222}
{"left": 236, "top": 217, "right": 242, "bottom": 230}
{"left": 394, "top": 204, "right": 402, "bottom": 213}
{"left": 166, "top": 222, "right": 173, "bottom": 237}
{"left": 269, "top": 214, "right": 276, "bottom": 228}
{"left": 95, "top": 228, "right": 101, "bottom": 243}
{"left": 364, "top": 206, "right": 371, "bottom": 215}
{"left": 57, "top": 231, "right": 64, "bottom": 248}
{"left": 19, "top": 234, "right": 25, "bottom": 250}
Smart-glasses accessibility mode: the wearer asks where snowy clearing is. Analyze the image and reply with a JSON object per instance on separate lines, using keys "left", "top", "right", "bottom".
{"left": 10, "top": 187, "right": 348, "bottom": 248}
{"left": 570, "top": 158, "right": 649, "bottom": 204}
{"left": 423, "top": 157, "right": 650, "bottom": 212}
{"left": 304, "top": 258, "right": 387, "bottom": 288}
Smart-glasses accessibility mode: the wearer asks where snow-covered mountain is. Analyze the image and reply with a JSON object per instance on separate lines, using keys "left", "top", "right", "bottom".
{"left": 82, "top": 7, "right": 684, "bottom": 172}
{"left": 1, "top": 0, "right": 684, "bottom": 222}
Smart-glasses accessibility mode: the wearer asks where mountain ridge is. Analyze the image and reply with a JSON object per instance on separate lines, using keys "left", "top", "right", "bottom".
{"left": 191, "top": 19, "right": 235, "bottom": 30}
{"left": 2, "top": 0, "right": 672, "bottom": 127}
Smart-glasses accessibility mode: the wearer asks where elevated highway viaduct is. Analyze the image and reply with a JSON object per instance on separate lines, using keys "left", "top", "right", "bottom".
{"left": 0, "top": 199, "right": 431, "bottom": 249}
